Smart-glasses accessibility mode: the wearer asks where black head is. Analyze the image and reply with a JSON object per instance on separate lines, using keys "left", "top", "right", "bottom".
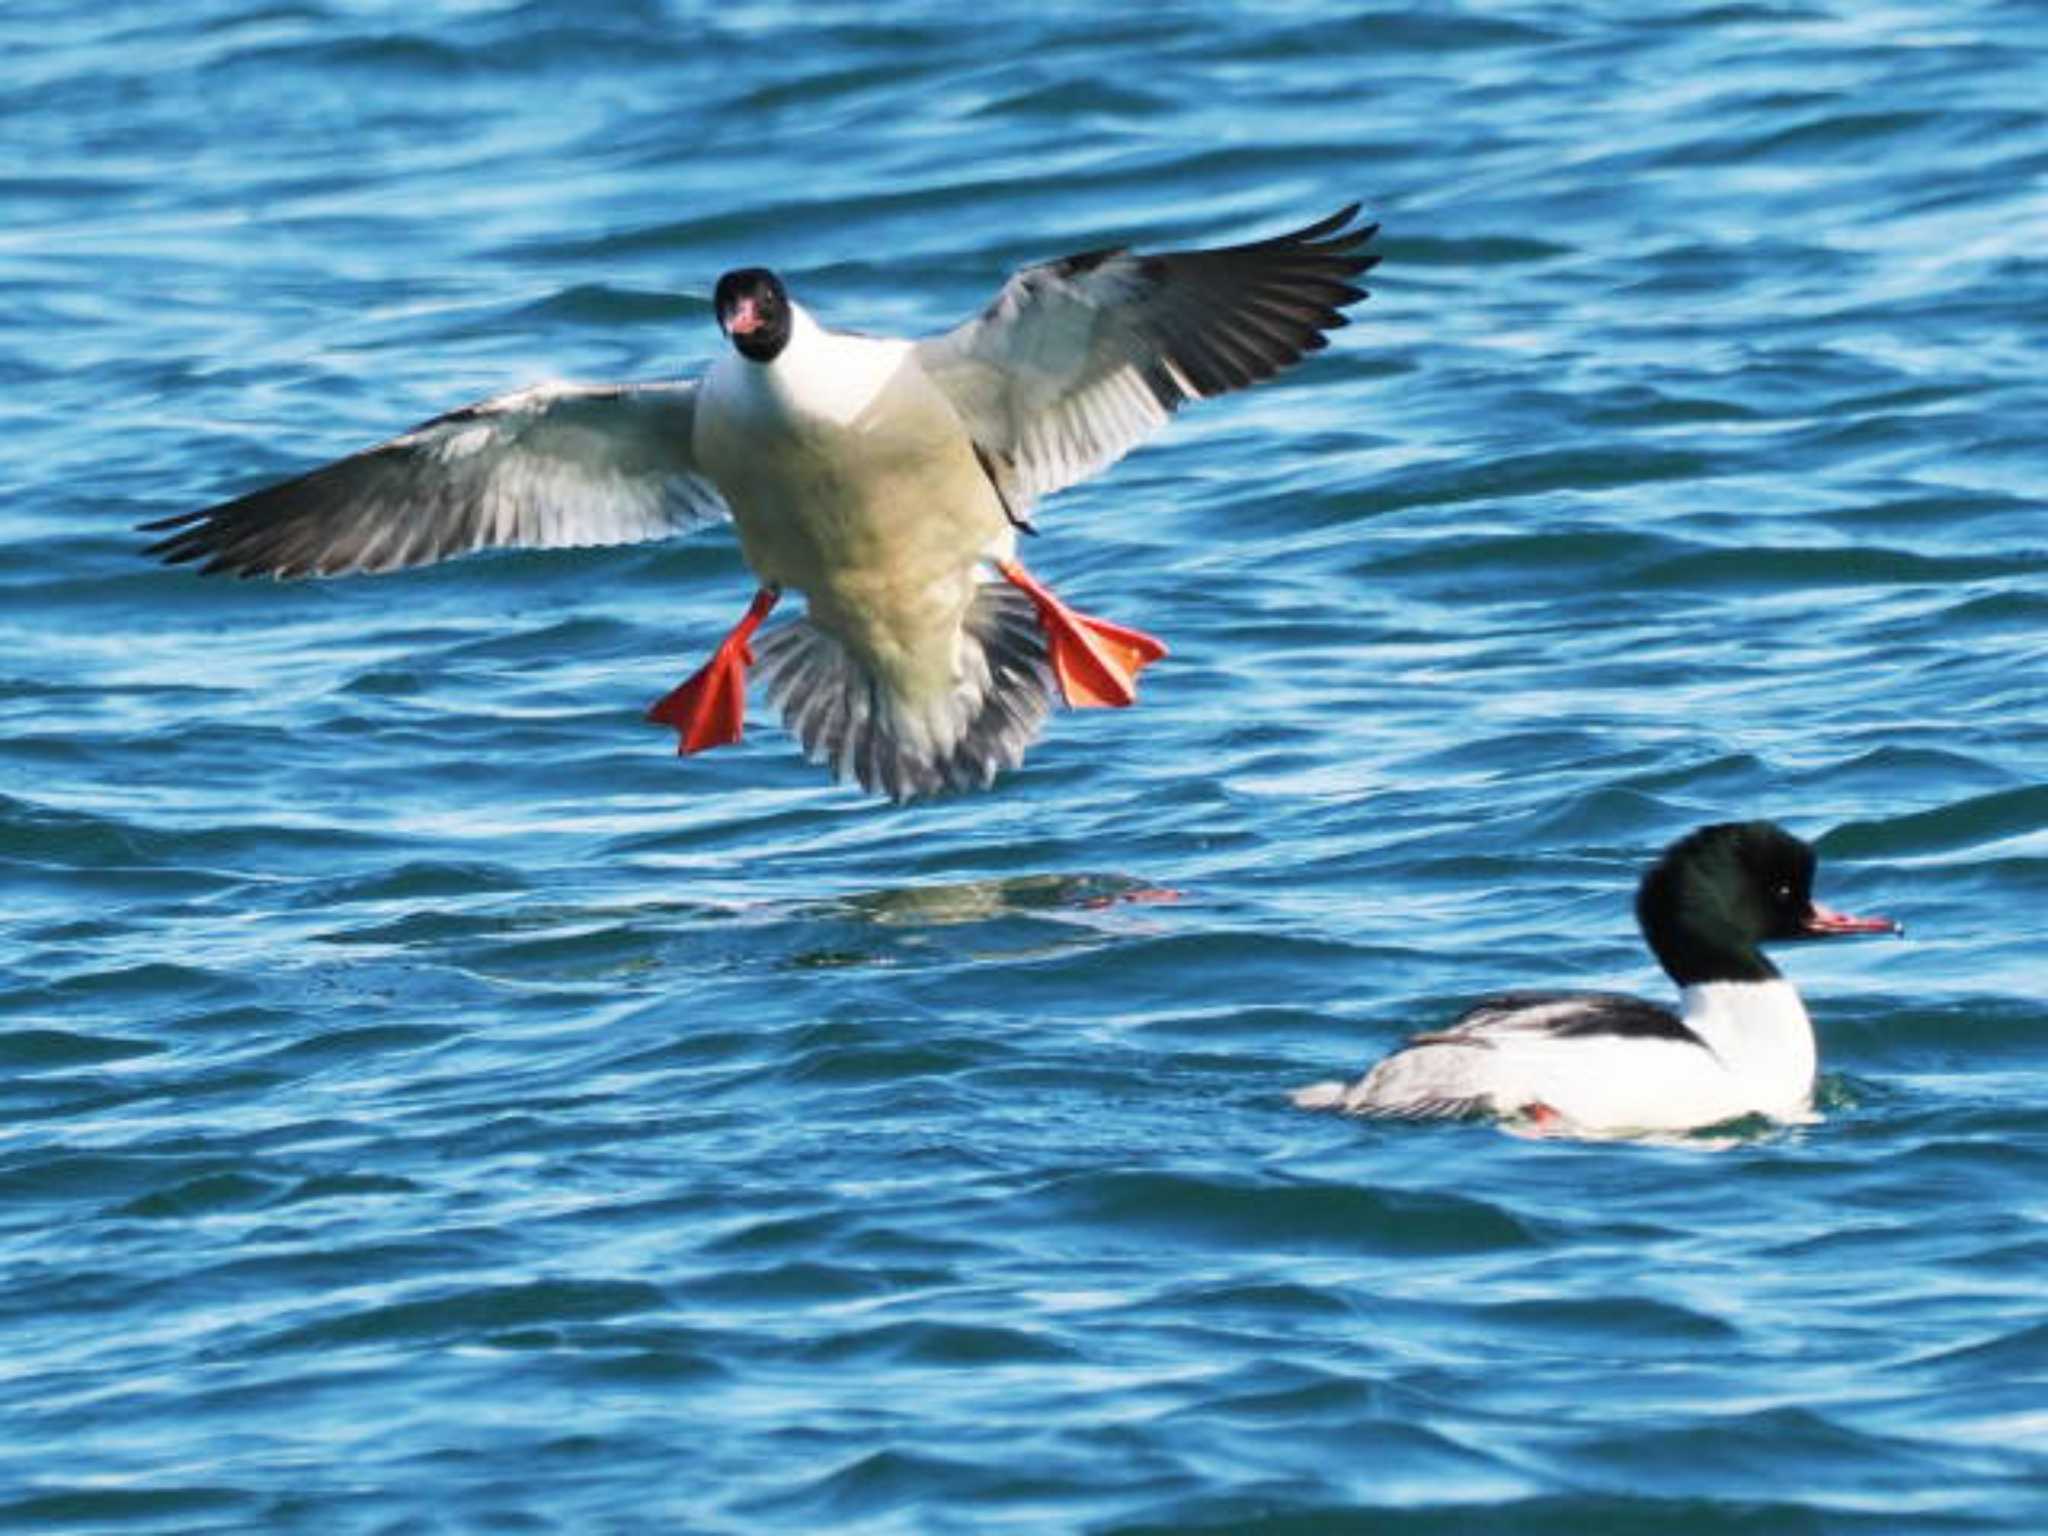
{"left": 1634, "top": 820, "right": 1897, "bottom": 986}
{"left": 714, "top": 268, "right": 792, "bottom": 364}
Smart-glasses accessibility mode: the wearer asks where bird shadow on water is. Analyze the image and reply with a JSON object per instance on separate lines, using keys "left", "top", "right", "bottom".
{"left": 299, "top": 870, "right": 1187, "bottom": 986}
{"left": 809, "top": 870, "right": 1180, "bottom": 926}
{"left": 777, "top": 871, "right": 1185, "bottom": 970}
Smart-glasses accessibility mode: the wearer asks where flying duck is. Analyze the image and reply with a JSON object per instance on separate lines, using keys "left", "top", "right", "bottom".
{"left": 143, "top": 206, "right": 1379, "bottom": 799}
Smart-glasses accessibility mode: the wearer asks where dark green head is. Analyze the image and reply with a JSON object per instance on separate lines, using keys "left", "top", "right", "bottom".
{"left": 1635, "top": 821, "right": 1896, "bottom": 986}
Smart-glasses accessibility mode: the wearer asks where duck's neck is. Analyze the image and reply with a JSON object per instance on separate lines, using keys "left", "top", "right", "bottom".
{"left": 1646, "top": 919, "right": 1783, "bottom": 989}
{"left": 728, "top": 303, "right": 908, "bottom": 429}
{"left": 1679, "top": 979, "right": 1817, "bottom": 1101}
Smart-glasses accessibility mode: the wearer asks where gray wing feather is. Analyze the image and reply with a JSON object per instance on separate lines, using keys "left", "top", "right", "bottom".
{"left": 141, "top": 381, "right": 727, "bottom": 579}
{"left": 914, "top": 205, "right": 1378, "bottom": 510}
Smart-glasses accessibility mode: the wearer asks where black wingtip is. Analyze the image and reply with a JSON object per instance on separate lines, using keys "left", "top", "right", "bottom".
{"left": 138, "top": 506, "right": 232, "bottom": 572}
{"left": 1301, "top": 202, "right": 1364, "bottom": 240}
{"left": 140, "top": 531, "right": 199, "bottom": 568}
{"left": 1285, "top": 204, "right": 1373, "bottom": 247}
{"left": 142, "top": 535, "right": 193, "bottom": 566}
{"left": 1335, "top": 222, "right": 1382, "bottom": 254}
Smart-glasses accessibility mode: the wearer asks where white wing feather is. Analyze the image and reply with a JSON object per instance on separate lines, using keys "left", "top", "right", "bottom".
{"left": 914, "top": 206, "right": 1378, "bottom": 514}
{"left": 144, "top": 381, "right": 727, "bottom": 578}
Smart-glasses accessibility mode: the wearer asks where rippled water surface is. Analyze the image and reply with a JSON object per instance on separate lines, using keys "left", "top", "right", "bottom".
{"left": 4, "top": 1, "right": 2045, "bottom": 1530}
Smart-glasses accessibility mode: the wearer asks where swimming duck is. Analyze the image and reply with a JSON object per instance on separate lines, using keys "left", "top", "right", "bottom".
{"left": 1294, "top": 821, "right": 1899, "bottom": 1135}
{"left": 143, "top": 206, "right": 1378, "bottom": 799}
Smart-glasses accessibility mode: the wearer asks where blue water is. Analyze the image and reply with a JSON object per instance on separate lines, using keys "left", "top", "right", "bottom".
{"left": 4, "top": 1, "right": 2045, "bottom": 1530}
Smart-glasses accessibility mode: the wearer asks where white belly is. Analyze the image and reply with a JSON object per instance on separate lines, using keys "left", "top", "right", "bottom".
{"left": 695, "top": 318, "right": 1013, "bottom": 703}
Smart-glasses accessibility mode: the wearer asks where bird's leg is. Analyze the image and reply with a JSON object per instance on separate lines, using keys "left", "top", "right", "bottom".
{"left": 647, "top": 585, "right": 781, "bottom": 754}
{"left": 995, "top": 559, "right": 1166, "bottom": 709}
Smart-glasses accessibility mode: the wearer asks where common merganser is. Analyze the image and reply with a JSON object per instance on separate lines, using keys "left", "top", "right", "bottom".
{"left": 142, "top": 207, "right": 1378, "bottom": 800}
{"left": 1293, "top": 821, "right": 1900, "bottom": 1135}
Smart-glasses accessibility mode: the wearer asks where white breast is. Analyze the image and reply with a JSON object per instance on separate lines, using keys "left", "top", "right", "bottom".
{"left": 691, "top": 302, "right": 1014, "bottom": 704}
{"left": 700, "top": 303, "right": 916, "bottom": 439}
{"left": 1674, "top": 980, "right": 1818, "bottom": 1116}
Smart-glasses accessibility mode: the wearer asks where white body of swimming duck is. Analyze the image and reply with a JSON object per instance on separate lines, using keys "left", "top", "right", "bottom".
{"left": 1295, "top": 821, "right": 1899, "bottom": 1136}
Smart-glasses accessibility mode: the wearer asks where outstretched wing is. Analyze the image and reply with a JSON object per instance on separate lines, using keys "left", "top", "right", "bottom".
{"left": 913, "top": 205, "right": 1378, "bottom": 513}
{"left": 142, "top": 381, "right": 728, "bottom": 579}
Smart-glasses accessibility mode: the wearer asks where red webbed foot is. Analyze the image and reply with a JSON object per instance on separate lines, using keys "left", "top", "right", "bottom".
{"left": 647, "top": 586, "right": 781, "bottom": 754}
{"left": 996, "top": 559, "right": 1167, "bottom": 709}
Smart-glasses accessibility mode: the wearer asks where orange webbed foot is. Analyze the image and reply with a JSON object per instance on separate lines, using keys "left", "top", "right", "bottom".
{"left": 996, "top": 560, "right": 1167, "bottom": 709}
{"left": 647, "top": 586, "right": 780, "bottom": 754}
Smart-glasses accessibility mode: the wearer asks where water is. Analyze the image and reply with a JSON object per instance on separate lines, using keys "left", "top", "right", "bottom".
{"left": 3, "top": 1, "right": 2045, "bottom": 1529}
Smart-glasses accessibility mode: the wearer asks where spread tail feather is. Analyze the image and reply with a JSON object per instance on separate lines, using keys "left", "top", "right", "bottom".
{"left": 752, "top": 583, "right": 1054, "bottom": 801}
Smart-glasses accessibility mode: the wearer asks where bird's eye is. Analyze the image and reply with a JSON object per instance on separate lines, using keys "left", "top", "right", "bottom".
{"left": 1775, "top": 883, "right": 1793, "bottom": 902}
